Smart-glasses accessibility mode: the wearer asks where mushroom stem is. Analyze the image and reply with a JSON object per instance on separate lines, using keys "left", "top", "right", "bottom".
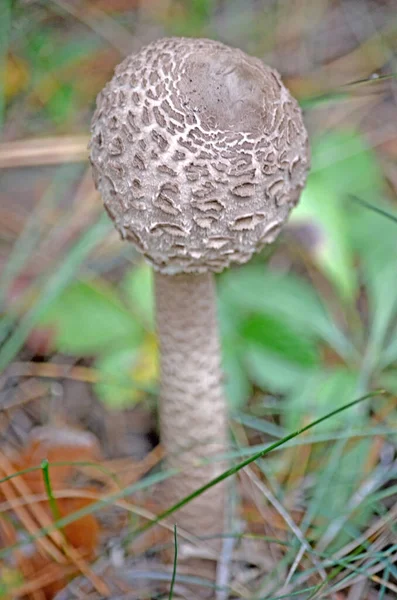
{"left": 155, "top": 271, "right": 227, "bottom": 543}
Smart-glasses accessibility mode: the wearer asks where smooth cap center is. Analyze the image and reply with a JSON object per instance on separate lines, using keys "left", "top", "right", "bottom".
{"left": 178, "top": 49, "right": 266, "bottom": 134}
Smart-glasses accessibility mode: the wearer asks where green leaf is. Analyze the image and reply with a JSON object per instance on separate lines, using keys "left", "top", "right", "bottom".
{"left": 219, "top": 266, "right": 352, "bottom": 360}
{"left": 352, "top": 205, "right": 397, "bottom": 368}
{"left": 95, "top": 335, "right": 158, "bottom": 409}
{"left": 47, "top": 37, "right": 100, "bottom": 71}
{"left": 222, "top": 344, "right": 251, "bottom": 411}
{"left": 291, "top": 177, "right": 356, "bottom": 299}
{"left": 290, "top": 130, "right": 383, "bottom": 299}
{"left": 48, "top": 83, "right": 75, "bottom": 124}
{"left": 245, "top": 345, "right": 311, "bottom": 394}
{"left": 241, "top": 313, "right": 319, "bottom": 367}
{"left": 283, "top": 368, "right": 360, "bottom": 433}
{"left": 95, "top": 346, "right": 140, "bottom": 409}
{"left": 40, "top": 279, "right": 142, "bottom": 355}
{"left": 167, "top": 0, "right": 213, "bottom": 35}
{"left": 189, "top": 0, "right": 212, "bottom": 22}
{"left": 121, "top": 262, "right": 155, "bottom": 330}
{"left": 310, "top": 130, "right": 383, "bottom": 200}
{"left": 218, "top": 290, "right": 251, "bottom": 410}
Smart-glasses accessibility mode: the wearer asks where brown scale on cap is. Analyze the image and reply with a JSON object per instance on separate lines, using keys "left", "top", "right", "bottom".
{"left": 90, "top": 37, "right": 309, "bottom": 274}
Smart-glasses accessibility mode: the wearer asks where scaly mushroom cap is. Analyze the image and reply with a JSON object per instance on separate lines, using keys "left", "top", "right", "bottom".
{"left": 90, "top": 37, "right": 309, "bottom": 274}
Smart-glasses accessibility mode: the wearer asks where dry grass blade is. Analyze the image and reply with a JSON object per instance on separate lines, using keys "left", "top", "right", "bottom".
{"left": 371, "top": 574, "right": 397, "bottom": 595}
{"left": 101, "top": 445, "right": 165, "bottom": 488}
{"left": 10, "top": 564, "right": 77, "bottom": 599}
{"left": 241, "top": 467, "right": 333, "bottom": 596}
{"left": 334, "top": 502, "right": 397, "bottom": 562}
{"left": 49, "top": 0, "right": 135, "bottom": 56}
{"left": 7, "top": 361, "right": 155, "bottom": 396}
{"left": 0, "top": 452, "right": 67, "bottom": 563}
{"left": 0, "top": 136, "right": 89, "bottom": 168}
{"left": 8, "top": 362, "right": 102, "bottom": 384}
{"left": 0, "top": 452, "right": 111, "bottom": 597}
{"left": 330, "top": 548, "right": 397, "bottom": 595}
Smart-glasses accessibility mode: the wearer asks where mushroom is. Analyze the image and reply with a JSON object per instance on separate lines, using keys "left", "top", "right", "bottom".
{"left": 90, "top": 38, "right": 309, "bottom": 550}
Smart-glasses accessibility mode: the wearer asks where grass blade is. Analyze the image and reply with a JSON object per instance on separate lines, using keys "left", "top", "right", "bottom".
{"left": 0, "top": 165, "right": 83, "bottom": 307}
{"left": 0, "top": 391, "right": 385, "bottom": 562}
{"left": 0, "top": 216, "right": 111, "bottom": 372}
{"left": 168, "top": 525, "right": 178, "bottom": 599}
{"left": 41, "top": 458, "right": 62, "bottom": 525}
{"left": 134, "top": 389, "right": 385, "bottom": 538}
{"left": 349, "top": 195, "right": 397, "bottom": 225}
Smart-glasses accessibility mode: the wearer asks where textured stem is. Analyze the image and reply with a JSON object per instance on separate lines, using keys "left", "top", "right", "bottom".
{"left": 155, "top": 271, "right": 227, "bottom": 543}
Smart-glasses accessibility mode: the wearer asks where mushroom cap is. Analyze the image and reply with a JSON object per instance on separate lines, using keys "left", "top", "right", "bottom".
{"left": 90, "top": 37, "right": 309, "bottom": 274}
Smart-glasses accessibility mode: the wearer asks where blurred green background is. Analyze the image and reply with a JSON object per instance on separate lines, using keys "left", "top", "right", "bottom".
{"left": 1, "top": 1, "right": 397, "bottom": 598}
